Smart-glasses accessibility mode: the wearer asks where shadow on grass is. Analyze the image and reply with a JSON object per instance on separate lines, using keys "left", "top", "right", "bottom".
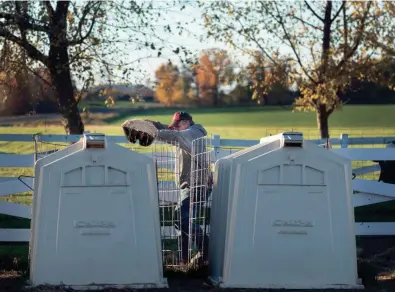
{"left": 0, "top": 215, "right": 30, "bottom": 282}
{"left": 0, "top": 215, "right": 30, "bottom": 229}
{"left": 0, "top": 244, "right": 29, "bottom": 275}
{"left": 355, "top": 200, "right": 395, "bottom": 222}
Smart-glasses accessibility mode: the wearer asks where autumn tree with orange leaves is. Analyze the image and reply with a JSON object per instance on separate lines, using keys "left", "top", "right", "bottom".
{"left": 155, "top": 62, "right": 183, "bottom": 107}
{"left": 195, "top": 48, "right": 234, "bottom": 106}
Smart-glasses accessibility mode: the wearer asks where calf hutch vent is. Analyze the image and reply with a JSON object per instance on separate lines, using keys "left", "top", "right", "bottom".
{"left": 209, "top": 132, "right": 363, "bottom": 289}
{"left": 30, "top": 133, "right": 167, "bottom": 289}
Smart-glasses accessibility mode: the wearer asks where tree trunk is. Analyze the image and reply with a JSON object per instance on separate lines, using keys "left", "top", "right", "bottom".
{"left": 47, "top": 1, "right": 84, "bottom": 135}
{"left": 213, "top": 87, "right": 219, "bottom": 106}
{"left": 316, "top": 1, "right": 331, "bottom": 140}
{"left": 317, "top": 104, "right": 329, "bottom": 139}
{"left": 48, "top": 48, "right": 84, "bottom": 135}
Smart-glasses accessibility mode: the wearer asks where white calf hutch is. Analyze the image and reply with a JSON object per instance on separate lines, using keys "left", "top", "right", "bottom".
{"left": 208, "top": 132, "right": 363, "bottom": 289}
{"left": 29, "top": 133, "right": 167, "bottom": 289}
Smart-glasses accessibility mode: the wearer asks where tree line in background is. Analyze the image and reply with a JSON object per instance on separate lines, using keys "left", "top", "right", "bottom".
{"left": 154, "top": 48, "right": 295, "bottom": 107}
{"left": 153, "top": 48, "right": 395, "bottom": 109}
{"left": 1, "top": 1, "right": 395, "bottom": 138}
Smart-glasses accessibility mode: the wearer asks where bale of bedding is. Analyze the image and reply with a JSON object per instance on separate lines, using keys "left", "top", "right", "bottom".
{"left": 121, "top": 119, "right": 167, "bottom": 146}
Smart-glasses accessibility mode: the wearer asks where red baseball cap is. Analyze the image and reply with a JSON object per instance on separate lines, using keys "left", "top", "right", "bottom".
{"left": 168, "top": 111, "right": 193, "bottom": 129}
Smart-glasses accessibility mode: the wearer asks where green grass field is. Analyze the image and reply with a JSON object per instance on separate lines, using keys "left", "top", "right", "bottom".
{"left": 3, "top": 104, "right": 395, "bottom": 138}
{"left": 106, "top": 104, "right": 395, "bottom": 129}
{"left": 0, "top": 104, "right": 395, "bottom": 273}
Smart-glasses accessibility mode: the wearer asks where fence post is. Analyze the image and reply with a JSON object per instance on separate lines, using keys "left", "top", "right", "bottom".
{"left": 213, "top": 135, "right": 221, "bottom": 162}
{"left": 340, "top": 133, "right": 349, "bottom": 148}
{"left": 33, "top": 134, "right": 38, "bottom": 163}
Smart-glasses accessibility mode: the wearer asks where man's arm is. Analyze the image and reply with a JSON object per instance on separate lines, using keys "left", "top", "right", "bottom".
{"left": 156, "top": 129, "right": 193, "bottom": 152}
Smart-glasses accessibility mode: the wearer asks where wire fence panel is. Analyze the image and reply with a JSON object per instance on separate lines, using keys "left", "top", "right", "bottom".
{"left": 187, "top": 135, "right": 214, "bottom": 269}
{"left": 34, "top": 137, "right": 71, "bottom": 162}
{"left": 150, "top": 140, "right": 183, "bottom": 269}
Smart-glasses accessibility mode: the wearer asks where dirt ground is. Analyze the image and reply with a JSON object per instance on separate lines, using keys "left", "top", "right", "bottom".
{"left": 1, "top": 272, "right": 395, "bottom": 292}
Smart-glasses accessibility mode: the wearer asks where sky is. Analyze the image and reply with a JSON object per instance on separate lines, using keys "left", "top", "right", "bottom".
{"left": 85, "top": 0, "right": 335, "bottom": 90}
{"left": 90, "top": 2, "right": 253, "bottom": 88}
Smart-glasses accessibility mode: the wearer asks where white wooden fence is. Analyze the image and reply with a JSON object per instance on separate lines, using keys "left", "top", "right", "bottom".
{"left": 0, "top": 132, "right": 395, "bottom": 242}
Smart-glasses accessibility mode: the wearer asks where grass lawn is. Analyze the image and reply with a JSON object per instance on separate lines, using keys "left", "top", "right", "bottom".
{"left": 0, "top": 104, "right": 395, "bottom": 273}
{"left": 2, "top": 104, "right": 395, "bottom": 138}
{"left": 105, "top": 104, "right": 395, "bottom": 129}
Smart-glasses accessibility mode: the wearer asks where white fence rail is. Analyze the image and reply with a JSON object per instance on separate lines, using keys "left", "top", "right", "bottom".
{"left": 0, "top": 133, "right": 395, "bottom": 242}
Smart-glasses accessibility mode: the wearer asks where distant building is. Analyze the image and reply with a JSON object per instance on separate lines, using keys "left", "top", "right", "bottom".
{"left": 86, "top": 84, "right": 155, "bottom": 102}
{"left": 127, "top": 85, "right": 155, "bottom": 102}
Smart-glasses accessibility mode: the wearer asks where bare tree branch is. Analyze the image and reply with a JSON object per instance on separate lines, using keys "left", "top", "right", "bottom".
{"left": 0, "top": 12, "right": 48, "bottom": 32}
{"left": 290, "top": 14, "right": 323, "bottom": 31}
{"left": 343, "top": 1, "right": 348, "bottom": 58}
{"left": 331, "top": 1, "right": 345, "bottom": 23}
{"left": 14, "top": 2, "right": 28, "bottom": 42}
{"left": 336, "top": 1, "right": 372, "bottom": 72}
{"left": 0, "top": 28, "right": 48, "bottom": 66}
{"left": 272, "top": 2, "right": 317, "bottom": 84}
{"left": 6, "top": 59, "right": 53, "bottom": 87}
{"left": 69, "top": 2, "right": 101, "bottom": 46}
{"left": 304, "top": 1, "right": 324, "bottom": 22}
